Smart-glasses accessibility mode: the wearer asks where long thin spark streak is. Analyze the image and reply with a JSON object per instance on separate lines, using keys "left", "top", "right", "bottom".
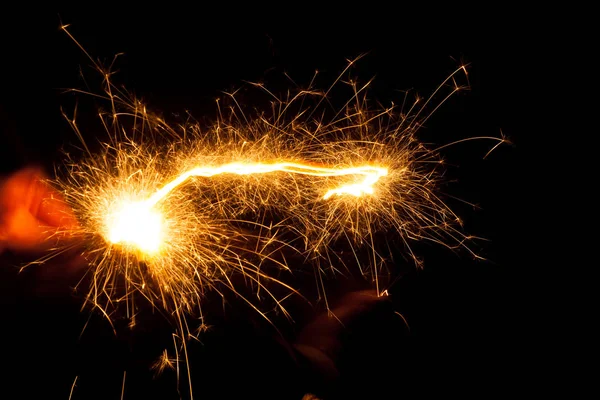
{"left": 148, "top": 162, "right": 389, "bottom": 207}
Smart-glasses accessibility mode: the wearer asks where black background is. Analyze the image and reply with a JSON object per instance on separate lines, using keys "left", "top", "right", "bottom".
{"left": 0, "top": 6, "right": 530, "bottom": 400}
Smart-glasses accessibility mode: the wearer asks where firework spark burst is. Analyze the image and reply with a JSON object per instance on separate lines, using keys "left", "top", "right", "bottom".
{"left": 41, "top": 26, "right": 505, "bottom": 398}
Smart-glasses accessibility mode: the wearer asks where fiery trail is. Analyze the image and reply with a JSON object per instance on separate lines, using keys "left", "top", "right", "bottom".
{"left": 111, "top": 162, "right": 388, "bottom": 254}
{"left": 148, "top": 162, "right": 388, "bottom": 207}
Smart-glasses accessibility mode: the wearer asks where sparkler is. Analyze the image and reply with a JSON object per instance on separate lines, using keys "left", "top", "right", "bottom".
{"left": 47, "top": 26, "right": 505, "bottom": 399}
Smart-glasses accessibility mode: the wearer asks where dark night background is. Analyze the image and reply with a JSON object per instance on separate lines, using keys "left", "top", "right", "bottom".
{"left": 0, "top": 6, "right": 532, "bottom": 400}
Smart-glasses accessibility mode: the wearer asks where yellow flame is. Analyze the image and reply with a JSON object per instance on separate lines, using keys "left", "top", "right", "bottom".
{"left": 106, "top": 200, "right": 164, "bottom": 254}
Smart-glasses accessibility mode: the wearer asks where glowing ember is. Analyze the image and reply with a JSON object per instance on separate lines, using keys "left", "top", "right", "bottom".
{"left": 106, "top": 200, "right": 163, "bottom": 254}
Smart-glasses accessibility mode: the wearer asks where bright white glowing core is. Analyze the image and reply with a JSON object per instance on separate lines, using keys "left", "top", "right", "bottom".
{"left": 106, "top": 201, "right": 163, "bottom": 254}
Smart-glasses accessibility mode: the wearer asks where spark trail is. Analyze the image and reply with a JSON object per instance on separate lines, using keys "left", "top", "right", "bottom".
{"left": 148, "top": 162, "right": 388, "bottom": 207}
{"left": 109, "top": 162, "right": 388, "bottom": 255}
